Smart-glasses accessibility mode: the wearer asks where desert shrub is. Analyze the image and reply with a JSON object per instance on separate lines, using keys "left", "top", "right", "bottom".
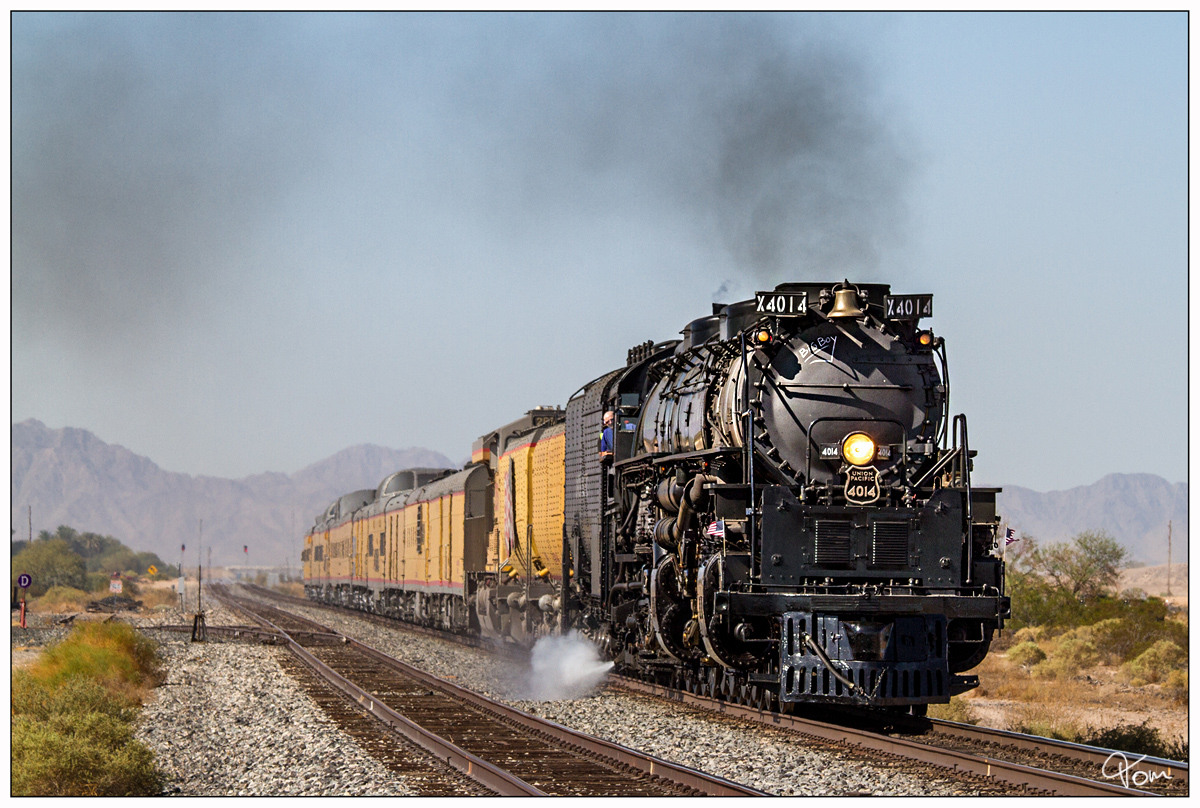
{"left": 1083, "top": 600, "right": 1188, "bottom": 662}
{"left": 1010, "top": 584, "right": 1186, "bottom": 665}
{"left": 1163, "top": 669, "right": 1188, "bottom": 704}
{"left": 30, "top": 621, "right": 163, "bottom": 699}
{"left": 1053, "top": 635, "right": 1100, "bottom": 669}
{"left": 1031, "top": 655, "right": 1080, "bottom": 680}
{"left": 32, "top": 585, "right": 92, "bottom": 612}
{"left": 927, "top": 696, "right": 978, "bottom": 725}
{"left": 12, "top": 667, "right": 161, "bottom": 796}
{"left": 1079, "top": 720, "right": 1188, "bottom": 761}
{"left": 1011, "top": 626, "right": 1045, "bottom": 645}
{"left": 1123, "top": 640, "right": 1186, "bottom": 685}
{"left": 1007, "top": 641, "right": 1047, "bottom": 667}
{"left": 12, "top": 670, "right": 138, "bottom": 723}
{"left": 85, "top": 572, "right": 112, "bottom": 593}
{"left": 12, "top": 704, "right": 160, "bottom": 795}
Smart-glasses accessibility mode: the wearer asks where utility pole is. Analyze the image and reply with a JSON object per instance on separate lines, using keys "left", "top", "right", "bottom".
{"left": 197, "top": 520, "right": 203, "bottom": 612}
{"left": 28, "top": 505, "right": 32, "bottom": 543}
{"left": 1166, "top": 520, "right": 1172, "bottom": 596}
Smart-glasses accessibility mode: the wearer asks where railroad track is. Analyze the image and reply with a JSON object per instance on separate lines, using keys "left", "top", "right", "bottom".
{"left": 236, "top": 585, "right": 1185, "bottom": 796}
{"left": 210, "top": 586, "right": 764, "bottom": 797}
{"left": 611, "top": 676, "right": 1181, "bottom": 796}
{"left": 900, "top": 715, "right": 1187, "bottom": 796}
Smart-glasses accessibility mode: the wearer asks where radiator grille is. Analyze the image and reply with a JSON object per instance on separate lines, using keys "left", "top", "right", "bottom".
{"left": 814, "top": 520, "right": 852, "bottom": 565}
{"left": 871, "top": 521, "right": 909, "bottom": 566}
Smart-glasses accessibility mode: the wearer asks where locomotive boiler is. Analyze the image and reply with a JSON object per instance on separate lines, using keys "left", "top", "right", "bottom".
{"left": 304, "top": 279, "right": 1009, "bottom": 712}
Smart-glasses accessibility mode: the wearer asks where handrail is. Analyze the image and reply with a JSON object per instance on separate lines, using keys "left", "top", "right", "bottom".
{"left": 953, "top": 414, "right": 972, "bottom": 583}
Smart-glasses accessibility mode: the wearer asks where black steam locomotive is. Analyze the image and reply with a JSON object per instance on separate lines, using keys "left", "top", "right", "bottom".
{"left": 564, "top": 281, "right": 1009, "bottom": 710}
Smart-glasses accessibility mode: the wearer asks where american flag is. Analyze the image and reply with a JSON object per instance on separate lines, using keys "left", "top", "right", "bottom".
{"left": 705, "top": 520, "right": 726, "bottom": 538}
{"left": 1004, "top": 527, "right": 1018, "bottom": 545}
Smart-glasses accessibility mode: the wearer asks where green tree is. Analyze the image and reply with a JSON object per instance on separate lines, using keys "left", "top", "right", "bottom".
{"left": 11, "top": 539, "right": 86, "bottom": 596}
{"left": 76, "top": 531, "right": 107, "bottom": 563}
{"left": 1020, "top": 530, "right": 1128, "bottom": 601}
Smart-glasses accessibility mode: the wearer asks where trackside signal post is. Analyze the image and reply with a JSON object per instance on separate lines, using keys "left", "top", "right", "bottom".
{"left": 16, "top": 573, "right": 31, "bottom": 628}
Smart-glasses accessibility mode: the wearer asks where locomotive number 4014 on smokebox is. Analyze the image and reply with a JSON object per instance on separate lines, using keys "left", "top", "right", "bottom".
{"left": 755, "top": 291, "right": 808, "bottom": 316}
{"left": 885, "top": 294, "right": 933, "bottom": 319}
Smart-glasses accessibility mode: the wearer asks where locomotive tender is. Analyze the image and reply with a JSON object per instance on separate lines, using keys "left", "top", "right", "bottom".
{"left": 303, "top": 280, "right": 1010, "bottom": 711}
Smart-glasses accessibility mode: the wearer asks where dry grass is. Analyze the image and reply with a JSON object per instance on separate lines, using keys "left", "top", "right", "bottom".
{"left": 137, "top": 586, "right": 180, "bottom": 610}
{"left": 969, "top": 651, "right": 1100, "bottom": 703}
{"left": 962, "top": 635, "right": 1188, "bottom": 756}
{"left": 32, "top": 586, "right": 93, "bottom": 613}
{"left": 28, "top": 621, "right": 164, "bottom": 704}
{"left": 926, "top": 696, "right": 978, "bottom": 724}
{"left": 271, "top": 581, "right": 305, "bottom": 598}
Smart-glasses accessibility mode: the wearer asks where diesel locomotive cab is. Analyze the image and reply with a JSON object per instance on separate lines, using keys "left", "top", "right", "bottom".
{"left": 598, "top": 281, "right": 1008, "bottom": 709}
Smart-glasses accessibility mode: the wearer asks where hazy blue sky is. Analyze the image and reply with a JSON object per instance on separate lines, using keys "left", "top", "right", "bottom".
{"left": 11, "top": 12, "right": 1187, "bottom": 492}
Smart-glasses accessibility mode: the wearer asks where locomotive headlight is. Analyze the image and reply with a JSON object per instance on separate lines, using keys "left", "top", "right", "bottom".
{"left": 756, "top": 329, "right": 771, "bottom": 345}
{"left": 842, "top": 433, "right": 876, "bottom": 466}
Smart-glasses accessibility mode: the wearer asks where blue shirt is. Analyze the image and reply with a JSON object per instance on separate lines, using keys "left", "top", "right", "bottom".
{"left": 599, "top": 426, "right": 613, "bottom": 455}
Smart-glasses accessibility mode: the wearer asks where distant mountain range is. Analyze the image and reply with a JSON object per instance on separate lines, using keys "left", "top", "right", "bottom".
{"left": 996, "top": 475, "right": 1187, "bottom": 565}
{"left": 11, "top": 419, "right": 1186, "bottom": 567}
{"left": 11, "top": 420, "right": 455, "bottom": 567}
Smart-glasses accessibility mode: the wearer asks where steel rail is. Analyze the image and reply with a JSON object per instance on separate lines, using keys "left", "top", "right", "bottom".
{"left": 925, "top": 718, "right": 1188, "bottom": 787}
{"left": 611, "top": 675, "right": 1158, "bottom": 797}
{"left": 220, "top": 589, "right": 765, "bottom": 797}
{"left": 217, "top": 593, "right": 546, "bottom": 796}
{"left": 148, "top": 623, "right": 340, "bottom": 643}
{"left": 344, "top": 636, "right": 764, "bottom": 797}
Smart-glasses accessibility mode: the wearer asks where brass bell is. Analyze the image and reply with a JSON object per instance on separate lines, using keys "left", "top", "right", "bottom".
{"left": 827, "top": 285, "right": 864, "bottom": 319}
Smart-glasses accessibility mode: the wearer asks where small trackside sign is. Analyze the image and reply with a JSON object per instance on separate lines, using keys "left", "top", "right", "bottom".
{"left": 755, "top": 291, "right": 808, "bottom": 316}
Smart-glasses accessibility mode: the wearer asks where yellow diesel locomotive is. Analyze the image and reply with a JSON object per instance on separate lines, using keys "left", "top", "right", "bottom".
{"left": 303, "top": 407, "right": 568, "bottom": 642}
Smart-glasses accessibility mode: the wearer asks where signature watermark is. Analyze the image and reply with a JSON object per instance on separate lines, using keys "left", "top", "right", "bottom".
{"left": 1101, "top": 751, "right": 1173, "bottom": 789}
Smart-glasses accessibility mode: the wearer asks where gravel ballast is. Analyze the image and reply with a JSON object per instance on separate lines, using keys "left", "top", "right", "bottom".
{"left": 269, "top": 598, "right": 988, "bottom": 796}
{"left": 136, "top": 637, "right": 415, "bottom": 796}
{"left": 18, "top": 597, "right": 989, "bottom": 796}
